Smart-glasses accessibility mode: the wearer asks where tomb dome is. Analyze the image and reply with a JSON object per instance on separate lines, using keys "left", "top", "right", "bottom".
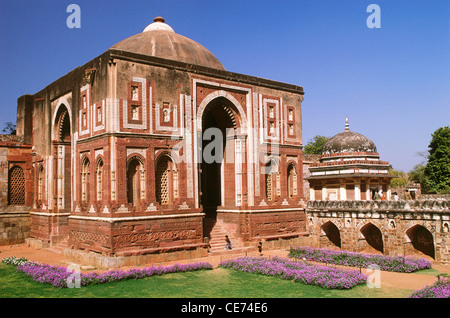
{"left": 322, "top": 118, "right": 377, "bottom": 155}
{"left": 110, "top": 17, "right": 225, "bottom": 70}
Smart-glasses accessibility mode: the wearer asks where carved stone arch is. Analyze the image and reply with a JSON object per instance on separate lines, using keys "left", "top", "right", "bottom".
{"left": 80, "top": 155, "right": 91, "bottom": 204}
{"left": 287, "top": 161, "right": 297, "bottom": 198}
{"left": 197, "top": 91, "right": 248, "bottom": 212}
{"left": 155, "top": 150, "right": 178, "bottom": 171}
{"left": 52, "top": 100, "right": 72, "bottom": 142}
{"left": 197, "top": 90, "right": 248, "bottom": 131}
{"left": 37, "top": 163, "right": 45, "bottom": 202}
{"left": 264, "top": 157, "right": 280, "bottom": 202}
{"left": 95, "top": 156, "right": 104, "bottom": 202}
{"left": 126, "top": 155, "right": 145, "bottom": 207}
{"left": 155, "top": 153, "right": 177, "bottom": 205}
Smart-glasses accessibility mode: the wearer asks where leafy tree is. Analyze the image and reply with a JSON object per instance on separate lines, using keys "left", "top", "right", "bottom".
{"left": 2, "top": 122, "right": 16, "bottom": 135}
{"left": 424, "top": 126, "right": 450, "bottom": 193}
{"left": 389, "top": 168, "right": 407, "bottom": 188}
{"left": 409, "top": 164, "right": 426, "bottom": 183}
{"left": 304, "top": 135, "right": 329, "bottom": 154}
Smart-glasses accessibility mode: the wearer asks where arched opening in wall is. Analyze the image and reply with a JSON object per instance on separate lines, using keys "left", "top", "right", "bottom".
{"left": 361, "top": 223, "right": 384, "bottom": 253}
{"left": 37, "top": 164, "right": 44, "bottom": 202}
{"left": 406, "top": 225, "right": 435, "bottom": 259}
{"left": 127, "top": 157, "right": 144, "bottom": 207}
{"left": 200, "top": 96, "right": 239, "bottom": 216}
{"left": 321, "top": 221, "right": 341, "bottom": 248}
{"left": 265, "top": 159, "right": 278, "bottom": 201}
{"left": 96, "top": 159, "right": 103, "bottom": 202}
{"left": 59, "top": 111, "right": 71, "bottom": 143}
{"left": 52, "top": 104, "right": 72, "bottom": 211}
{"left": 8, "top": 166, "right": 25, "bottom": 205}
{"left": 287, "top": 163, "right": 297, "bottom": 198}
{"left": 81, "top": 157, "right": 90, "bottom": 205}
{"left": 155, "top": 155, "right": 177, "bottom": 205}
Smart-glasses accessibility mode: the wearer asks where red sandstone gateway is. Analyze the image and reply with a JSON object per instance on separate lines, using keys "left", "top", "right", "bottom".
{"left": 8, "top": 17, "right": 307, "bottom": 265}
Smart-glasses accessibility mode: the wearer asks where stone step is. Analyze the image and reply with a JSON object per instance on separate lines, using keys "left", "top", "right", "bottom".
{"left": 208, "top": 246, "right": 257, "bottom": 256}
{"left": 203, "top": 217, "right": 248, "bottom": 254}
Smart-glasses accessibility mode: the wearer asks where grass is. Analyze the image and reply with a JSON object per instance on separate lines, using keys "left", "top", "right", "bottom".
{"left": 0, "top": 263, "right": 413, "bottom": 298}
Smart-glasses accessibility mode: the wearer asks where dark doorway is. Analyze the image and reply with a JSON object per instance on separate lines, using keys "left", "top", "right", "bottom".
{"left": 406, "top": 225, "right": 435, "bottom": 259}
{"left": 361, "top": 223, "right": 384, "bottom": 253}
{"left": 200, "top": 97, "right": 236, "bottom": 217}
{"left": 321, "top": 221, "right": 341, "bottom": 248}
{"left": 53, "top": 105, "right": 72, "bottom": 212}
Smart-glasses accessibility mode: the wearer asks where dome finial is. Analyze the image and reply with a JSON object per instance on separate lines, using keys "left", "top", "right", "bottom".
{"left": 345, "top": 116, "right": 349, "bottom": 131}
{"left": 143, "top": 16, "right": 174, "bottom": 33}
{"left": 153, "top": 16, "right": 165, "bottom": 23}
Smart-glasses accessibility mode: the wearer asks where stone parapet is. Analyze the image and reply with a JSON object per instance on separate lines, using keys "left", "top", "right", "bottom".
{"left": 307, "top": 199, "right": 450, "bottom": 213}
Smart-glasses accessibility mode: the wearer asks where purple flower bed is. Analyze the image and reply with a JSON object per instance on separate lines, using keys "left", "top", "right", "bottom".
{"left": 289, "top": 247, "right": 432, "bottom": 273}
{"left": 219, "top": 256, "right": 367, "bottom": 289}
{"left": 11, "top": 259, "right": 213, "bottom": 288}
{"left": 409, "top": 278, "right": 450, "bottom": 298}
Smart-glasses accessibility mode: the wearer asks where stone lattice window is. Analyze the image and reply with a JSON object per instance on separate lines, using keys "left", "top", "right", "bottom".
{"left": 8, "top": 166, "right": 25, "bottom": 205}
{"left": 265, "top": 159, "right": 278, "bottom": 201}
{"left": 266, "top": 173, "right": 273, "bottom": 201}
{"left": 155, "top": 155, "right": 177, "bottom": 205}
{"left": 156, "top": 157, "right": 170, "bottom": 204}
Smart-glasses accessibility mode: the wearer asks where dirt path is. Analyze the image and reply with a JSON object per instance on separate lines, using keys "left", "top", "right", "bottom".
{"left": 1, "top": 243, "right": 449, "bottom": 293}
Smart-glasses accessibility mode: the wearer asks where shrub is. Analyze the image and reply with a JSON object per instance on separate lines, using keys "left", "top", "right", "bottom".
{"left": 1, "top": 256, "right": 29, "bottom": 266}
{"left": 409, "top": 277, "right": 450, "bottom": 298}
{"left": 2, "top": 257, "right": 213, "bottom": 288}
{"left": 289, "top": 247, "right": 432, "bottom": 273}
{"left": 219, "top": 256, "right": 367, "bottom": 289}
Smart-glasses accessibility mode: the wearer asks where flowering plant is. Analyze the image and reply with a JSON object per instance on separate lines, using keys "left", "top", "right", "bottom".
{"left": 2, "top": 257, "right": 213, "bottom": 288}
{"left": 2, "top": 256, "right": 29, "bottom": 266}
{"left": 409, "top": 277, "right": 450, "bottom": 298}
{"left": 289, "top": 247, "right": 432, "bottom": 273}
{"left": 219, "top": 256, "right": 367, "bottom": 289}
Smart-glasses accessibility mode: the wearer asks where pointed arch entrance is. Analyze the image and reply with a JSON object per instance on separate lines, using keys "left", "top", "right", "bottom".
{"left": 361, "top": 223, "right": 384, "bottom": 253}
{"left": 321, "top": 221, "right": 341, "bottom": 248}
{"left": 199, "top": 96, "right": 241, "bottom": 216}
{"left": 52, "top": 103, "right": 72, "bottom": 212}
{"left": 406, "top": 225, "right": 435, "bottom": 259}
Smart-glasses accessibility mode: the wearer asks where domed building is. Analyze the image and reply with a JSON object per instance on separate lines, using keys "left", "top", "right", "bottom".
{"left": 10, "top": 17, "right": 307, "bottom": 264}
{"left": 307, "top": 117, "right": 393, "bottom": 201}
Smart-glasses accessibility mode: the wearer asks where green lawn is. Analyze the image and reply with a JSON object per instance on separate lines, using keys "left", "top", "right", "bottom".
{"left": 0, "top": 263, "right": 413, "bottom": 298}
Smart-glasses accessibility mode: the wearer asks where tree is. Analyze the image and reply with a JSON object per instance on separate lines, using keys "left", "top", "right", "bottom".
{"left": 408, "top": 164, "right": 429, "bottom": 193}
{"left": 2, "top": 122, "right": 16, "bottom": 135}
{"left": 424, "top": 126, "right": 450, "bottom": 193}
{"left": 304, "top": 135, "right": 329, "bottom": 154}
{"left": 389, "top": 168, "right": 407, "bottom": 188}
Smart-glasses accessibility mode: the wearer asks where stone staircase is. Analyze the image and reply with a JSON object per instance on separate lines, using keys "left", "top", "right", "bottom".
{"left": 204, "top": 218, "right": 255, "bottom": 255}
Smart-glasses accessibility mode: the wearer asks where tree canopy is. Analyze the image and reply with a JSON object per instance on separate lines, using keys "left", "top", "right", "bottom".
{"left": 424, "top": 126, "right": 450, "bottom": 193}
{"left": 304, "top": 135, "right": 329, "bottom": 154}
